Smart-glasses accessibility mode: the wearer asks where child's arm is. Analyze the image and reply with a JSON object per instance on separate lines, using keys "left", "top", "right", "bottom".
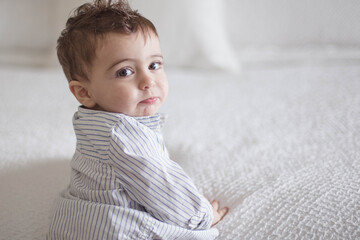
{"left": 110, "top": 119, "right": 217, "bottom": 230}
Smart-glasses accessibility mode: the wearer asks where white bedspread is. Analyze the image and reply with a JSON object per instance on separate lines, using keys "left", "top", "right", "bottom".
{"left": 0, "top": 61, "right": 359, "bottom": 239}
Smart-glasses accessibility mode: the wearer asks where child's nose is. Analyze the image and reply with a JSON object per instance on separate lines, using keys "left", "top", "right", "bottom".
{"left": 139, "top": 73, "right": 155, "bottom": 90}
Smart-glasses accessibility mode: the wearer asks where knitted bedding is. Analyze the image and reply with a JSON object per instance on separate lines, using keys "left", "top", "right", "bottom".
{"left": 0, "top": 62, "right": 359, "bottom": 239}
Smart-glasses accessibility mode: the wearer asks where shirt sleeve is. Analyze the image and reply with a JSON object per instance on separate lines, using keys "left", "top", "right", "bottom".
{"left": 108, "top": 118, "right": 214, "bottom": 230}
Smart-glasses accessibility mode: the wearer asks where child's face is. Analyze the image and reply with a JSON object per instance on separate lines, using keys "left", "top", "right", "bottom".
{"left": 83, "top": 31, "right": 168, "bottom": 117}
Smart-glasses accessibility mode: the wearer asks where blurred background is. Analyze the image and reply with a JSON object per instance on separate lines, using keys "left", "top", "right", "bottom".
{"left": 0, "top": 0, "right": 359, "bottom": 71}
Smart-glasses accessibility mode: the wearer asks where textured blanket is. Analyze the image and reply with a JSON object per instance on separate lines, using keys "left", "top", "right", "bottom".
{"left": 0, "top": 62, "right": 359, "bottom": 239}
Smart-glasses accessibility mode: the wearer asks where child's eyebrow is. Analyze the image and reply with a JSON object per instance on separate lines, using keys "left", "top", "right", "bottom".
{"left": 107, "top": 58, "right": 134, "bottom": 71}
{"left": 151, "top": 54, "right": 163, "bottom": 59}
{"left": 106, "top": 58, "right": 136, "bottom": 71}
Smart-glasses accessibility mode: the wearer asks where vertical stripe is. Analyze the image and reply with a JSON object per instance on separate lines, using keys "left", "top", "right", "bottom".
{"left": 47, "top": 107, "right": 218, "bottom": 239}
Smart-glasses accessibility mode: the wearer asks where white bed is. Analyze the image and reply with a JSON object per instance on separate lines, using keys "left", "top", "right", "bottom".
{"left": 0, "top": 58, "right": 359, "bottom": 239}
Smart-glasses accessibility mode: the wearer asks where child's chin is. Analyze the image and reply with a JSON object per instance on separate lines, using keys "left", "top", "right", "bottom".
{"left": 128, "top": 108, "right": 157, "bottom": 117}
{"left": 141, "top": 106, "right": 159, "bottom": 117}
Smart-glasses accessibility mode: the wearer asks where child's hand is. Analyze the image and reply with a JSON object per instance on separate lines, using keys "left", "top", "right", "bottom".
{"left": 211, "top": 200, "right": 229, "bottom": 226}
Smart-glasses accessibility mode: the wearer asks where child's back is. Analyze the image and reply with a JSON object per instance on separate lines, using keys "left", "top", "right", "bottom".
{"left": 48, "top": 108, "right": 218, "bottom": 239}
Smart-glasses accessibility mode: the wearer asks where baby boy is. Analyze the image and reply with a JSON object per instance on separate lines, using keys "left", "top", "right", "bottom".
{"left": 47, "top": 0, "right": 228, "bottom": 239}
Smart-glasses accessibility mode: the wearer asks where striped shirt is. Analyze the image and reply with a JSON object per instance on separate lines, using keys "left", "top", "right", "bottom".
{"left": 47, "top": 107, "right": 219, "bottom": 240}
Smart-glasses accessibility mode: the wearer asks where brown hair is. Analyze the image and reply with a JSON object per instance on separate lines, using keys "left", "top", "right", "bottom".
{"left": 57, "top": 0, "right": 158, "bottom": 82}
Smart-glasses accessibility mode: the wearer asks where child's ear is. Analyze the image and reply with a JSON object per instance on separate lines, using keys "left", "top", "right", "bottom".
{"left": 69, "top": 81, "right": 96, "bottom": 108}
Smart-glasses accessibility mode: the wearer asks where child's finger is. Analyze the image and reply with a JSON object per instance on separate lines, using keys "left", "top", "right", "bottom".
{"left": 211, "top": 200, "right": 220, "bottom": 210}
{"left": 219, "top": 207, "right": 229, "bottom": 217}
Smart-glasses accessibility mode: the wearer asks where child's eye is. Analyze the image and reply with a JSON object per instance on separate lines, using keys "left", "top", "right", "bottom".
{"left": 149, "top": 62, "right": 162, "bottom": 70}
{"left": 116, "top": 68, "right": 133, "bottom": 77}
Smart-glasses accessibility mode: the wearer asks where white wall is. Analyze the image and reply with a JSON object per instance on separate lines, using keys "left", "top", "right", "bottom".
{"left": 1, "top": 0, "right": 359, "bottom": 68}
{"left": 0, "top": 0, "right": 54, "bottom": 51}
{"left": 0, "top": 0, "right": 53, "bottom": 65}
{"left": 226, "top": 0, "right": 360, "bottom": 46}
{"left": 0, "top": 0, "right": 84, "bottom": 66}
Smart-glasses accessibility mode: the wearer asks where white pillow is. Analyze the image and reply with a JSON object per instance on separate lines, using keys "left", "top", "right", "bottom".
{"left": 130, "top": 0, "right": 240, "bottom": 73}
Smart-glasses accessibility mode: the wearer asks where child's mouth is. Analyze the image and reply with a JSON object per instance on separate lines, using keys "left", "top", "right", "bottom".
{"left": 140, "top": 97, "right": 158, "bottom": 104}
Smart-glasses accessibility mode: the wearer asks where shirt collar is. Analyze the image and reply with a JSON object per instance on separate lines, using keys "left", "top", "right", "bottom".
{"left": 133, "top": 113, "right": 167, "bottom": 130}
{"left": 76, "top": 106, "right": 167, "bottom": 131}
